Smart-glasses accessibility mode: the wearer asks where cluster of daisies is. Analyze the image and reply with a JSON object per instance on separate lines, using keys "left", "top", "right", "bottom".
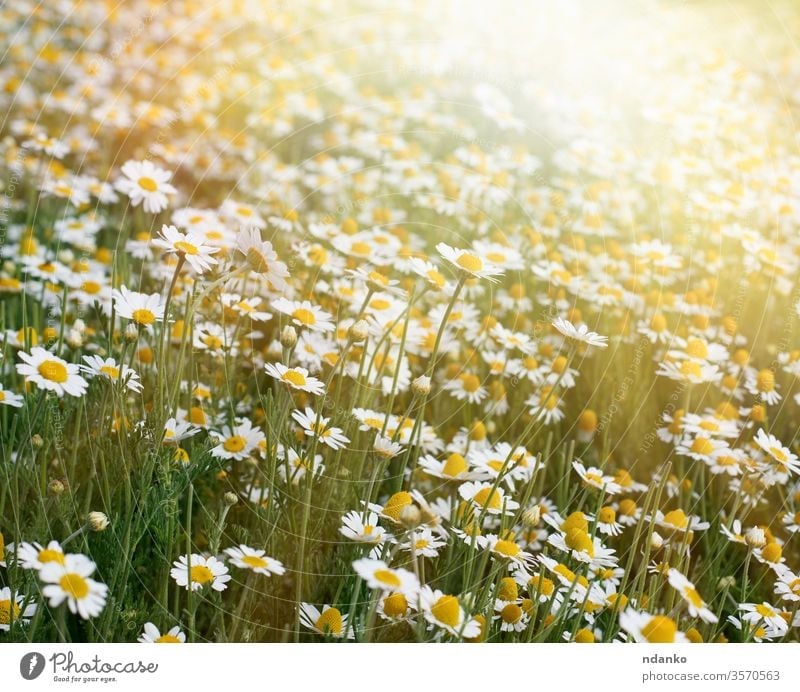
{"left": 2, "top": 0, "right": 800, "bottom": 643}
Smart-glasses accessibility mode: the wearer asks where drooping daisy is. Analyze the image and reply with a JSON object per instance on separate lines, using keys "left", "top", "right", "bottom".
{"left": 436, "top": 242, "right": 504, "bottom": 282}
{"left": 80, "top": 355, "right": 143, "bottom": 393}
{"left": 619, "top": 608, "right": 688, "bottom": 643}
{"left": 291, "top": 407, "right": 350, "bottom": 450}
{"left": 352, "top": 558, "right": 419, "bottom": 594}
{"left": 373, "top": 433, "right": 403, "bottom": 459}
{"left": 162, "top": 417, "right": 201, "bottom": 444}
{"left": 115, "top": 160, "right": 177, "bottom": 213}
{"left": 419, "top": 586, "right": 481, "bottom": 638}
{"left": 16, "top": 348, "right": 88, "bottom": 398}
{"left": 0, "top": 588, "right": 36, "bottom": 630}
{"left": 40, "top": 553, "right": 108, "bottom": 619}
{"left": 272, "top": 298, "right": 335, "bottom": 333}
{"left": 224, "top": 545, "right": 285, "bottom": 576}
{"left": 572, "top": 461, "right": 622, "bottom": 495}
{"left": 753, "top": 429, "right": 800, "bottom": 475}
{"left": 235, "top": 228, "right": 289, "bottom": 290}
{"left": 210, "top": 419, "right": 265, "bottom": 461}
{"left": 651, "top": 508, "right": 710, "bottom": 533}
{"left": 552, "top": 317, "right": 608, "bottom": 349}
{"left": 418, "top": 452, "right": 483, "bottom": 481}
{"left": 299, "top": 604, "right": 352, "bottom": 639}
{"left": 170, "top": 554, "right": 231, "bottom": 592}
{"left": 152, "top": 224, "right": 219, "bottom": 274}
{"left": 667, "top": 569, "right": 718, "bottom": 623}
{"left": 0, "top": 383, "right": 24, "bottom": 407}
{"left": 138, "top": 622, "right": 186, "bottom": 643}
{"left": 264, "top": 362, "right": 325, "bottom": 395}
{"left": 112, "top": 286, "right": 166, "bottom": 329}
{"left": 738, "top": 601, "right": 788, "bottom": 634}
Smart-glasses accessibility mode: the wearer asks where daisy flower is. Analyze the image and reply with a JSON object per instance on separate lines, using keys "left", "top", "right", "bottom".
{"left": 458, "top": 481, "right": 520, "bottom": 515}
{"left": 235, "top": 228, "right": 289, "bottom": 290}
{"left": 152, "top": 224, "right": 219, "bottom": 274}
{"left": 170, "top": 554, "right": 231, "bottom": 592}
{"left": 0, "top": 588, "right": 36, "bottom": 630}
{"left": 552, "top": 317, "right": 608, "bottom": 348}
{"left": 402, "top": 528, "right": 447, "bottom": 557}
{"left": 652, "top": 508, "right": 710, "bottom": 533}
{"left": 16, "top": 348, "right": 88, "bottom": 398}
{"left": 80, "top": 355, "right": 143, "bottom": 392}
{"left": 753, "top": 429, "right": 800, "bottom": 475}
{"left": 376, "top": 591, "right": 416, "bottom": 622}
{"left": 619, "top": 608, "right": 688, "bottom": 643}
{"left": 418, "top": 452, "right": 483, "bottom": 481}
{"left": 419, "top": 586, "right": 481, "bottom": 638}
{"left": 112, "top": 286, "right": 166, "bottom": 328}
{"left": 436, "top": 242, "right": 504, "bottom": 282}
{"left": 272, "top": 298, "right": 334, "bottom": 333}
{"left": 373, "top": 433, "right": 403, "bottom": 459}
{"left": 443, "top": 372, "right": 488, "bottom": 404}
{"left": 299, "top": 604, "right": 352, "bottom": 639}
{"left": 493, "top": 599, "right": 529, "bottom": 632}
{"left": 739, "top": 602, "right": 788, "bottom": 634}
{"left": 572, "top": 461, "right": 622, "bottom": 495}
{"left": 115, "top": 160, "right": 176, "bottom": 213}
{"left": 774, "top": 570, "right": 800, "bottom": 603}
{"left": 352, "top": 558, "right": 419, "bottom": 594}
{"left": 291, "top": 407, "right": 350, "bottom": 450}
{"left": 138, "top": 622, "right": 186, "bottom": 643}
{"left": 210, "top": 419, "right": 265, "bottom": 461}
{"left": 0, "top": 383, "right": 24, "bottom": 407}
{"left": 339, "top": 510, "right": 387, "bottom": 544}
{"left": 40, "top": 553, "right": 108, "bottom": 620}
{"left": 667, "top": 569, "right": 718, "bottom": 623}
{"left": 162, "top": 417, "right": 201, "bottom": 444}
{"left": 264, "top": 362, "right": 325, "bottom": 395}
{"left": 224, "top": 545, "right": 285, "bottom": 576}
{"left": 16, "top": 540, "right": 65, "bottom": 570}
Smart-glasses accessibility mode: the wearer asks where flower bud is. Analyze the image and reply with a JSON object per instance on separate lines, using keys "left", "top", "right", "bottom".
{"left": 411, "top": 375, "right": 431, "bottom": 396}
{"left": 650, "top": 531, "right": 664, "bottom": 551}
{"left": 280, "top": 325, "right": 297, "bottom": 349}
{"left": 521, "top": 505, "right": 541, "bottom": 527}
{"left": 31, "top": 434, "right": 44, "bottom": 449}
{"left": 717, "top": 575, "right": 736, "bottom": 590}
{"left": 48, "top": 479, "right": 65, "bottom": 495}
{"left": 87, "top": 511, "right": 109, "bottom": 532}
{"left": 348, "top": 319, "right": 369, "bottom": 342}
{"left": 399, "top": 504, "right": 422, "bottom": 529}
{"left": 124, "top": 323, "right": 139, "bottom": 342}
{"left": 745, "top": 526, "right": 766, "bottom": 549}
{"left": 223, "top": 492, "right": 239, "bottom": 506}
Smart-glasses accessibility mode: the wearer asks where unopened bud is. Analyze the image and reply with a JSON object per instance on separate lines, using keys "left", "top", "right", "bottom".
{"left": 521, "top": 505, "right": 541, "bottom": 527}
{"left": 124, "top": 323, "right": 139, "bottom": 342}
{"left": 87, "top": 511, "right": 109, "bottom": 532}
{"left": 66, "top": 328, "right": 84, "bottom": 349}
{"left": 745, "top": 526, "right": 766, "bottom": 549}
{"left": 349, "top": 319, "right": 369, "bottom": 342}
{"left": 399, "top": 504, "right": 422, "bottom": 529}
{"left": 650, "top": 531, "right": 664, "bottom": 551}
{"left": 223, "top": 492, "right": 239, "bottom": 506}
{"left": 280, "top": 325, "right": 297, "bottom": 349}
{"left": 717, "top": 575, "right": 736, "bottom": 591}
{"left": 48, "top": 479, "right": 65, "bottom": 495}
{"left": 411, "top": 375, "right": 431, "bottom": 396}
{"left": 31, "top": 434, "right": 44, "bottom": 449}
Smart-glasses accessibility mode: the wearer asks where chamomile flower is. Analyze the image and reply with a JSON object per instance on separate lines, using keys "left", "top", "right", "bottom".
{"left": 80, "top": 355, "right": 143, "bottom": 392}
{"left": 402, "top": 528, "right": 447, "bottom": 557}
{"left": 16, "top": 348, "right": 88, "bottom": 398}
{"left": 210, "top": 419, "right": 265, "bottom": 460}
{"left": 458, "top": 481, "right": 520, "bottom": 515}
{"left": 224, "top": 545, "right": 285, "bottom": 576}
{"left": 170, "top": 554, "right": 231, "bottom": 592}
{"left": 264, "top": 362, "right": 325, "bottom": 395}
{"left": 115, "top": 160, "right": 176, "bottom": 213}
{"left": 738, "top": 601, "right": 788, "bottom": 634}
{"left": 436, "top": 242, "right": 504, "bottom": 282}
{"left": 138, "top": 623, "right": 186, "bottom": 643}
{"left": 419, "top": 586, "right": 481, "bottom": 638}
{"left": 299, "top": 604, "right": 352, "bottom": 639}
{"left": 291, "top": 407, "right": 350, "bottom": 450}
{"left": 552, "top": 317, "right": 608, "bottom": 348}
{"left": 339, "top": 510, "right": 387, "bottom": 544}
{"left": 619, "top": 608, "right": 689, "bottom": 643}
{"left": 352, "top": 558, "right": 419, "bottom": 594}
{"left": 40, "top": 553, "right": 108, "bottom": 619}
{"left": 235, "top": 228, "right": 289, "bottom": 290}
{"left": 572, "top": 461, "right": 622, "bottom": 495}
{"left": 272, "top": 298, "right": 335, "bottom": 333}
{"left": 0, "top": 383, "right": 24, "bottom": 407}
{"left": 112, "top": 287, "right": 166, "bottom": 329}
{"left": 0, "top": 588, "right": 36, "bottom": 630}
{"left": 667, "top": 569, "right": 718, "bottom": 623}
{"left": 152, "top": 224, "right": 219, "bottom": 274}
{"left": 753, "top": 429, "right": 800, "bottom": 475}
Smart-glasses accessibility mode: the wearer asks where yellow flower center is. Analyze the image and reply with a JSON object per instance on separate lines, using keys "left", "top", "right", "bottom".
{"left": 59, "top": 573, "right": 89, "bottom": 599}
{"left": 755, "top": 603, "right": 776, "bottom": 618}
{"left": 642, "top": 615, "right": 678, "bottom": 643}
{"left": 174, "top": 240, "right": 199, "bottom": 255}
{"left": 493, "top": 539, "right": 521, "bottom": 558}
{"left": 598, "top": 507, "right": 616, "bottom": 524}
{"left": 373, "top": 570, "right": 402, "bottom": 588}
{"left": 100, "top": 365, "right": 120, "bottom": 378}
{"left": 500, "top": 603, "right": 523, "bottom": 624}
{"left": 223, "top": 436, "right": 247, "bottom": 453}
{"left": 680, "top": 361, "right": 702, "bottom": 378}
{"left": 460, "top": 373, "right": 481, "bottom": 393}
{"left": 442, "top": 453, "right": 467, "bottom": 477}
{"left": 137, "top": 176, "right": 158, "bottom": 192}
{"left": 189, "top": 565, "right": 214, "bottom": 585}
{"left": 351, "top": 241, "right": 371, "bottom": 256}
{"left": 292, "top": 308, "right": 316, "bottom": 326}
{"left": 132, "top": 308, "right": 156, "bottom": 325}
{"left": 382, "top": 592, "right": 408, "bottom": 618}
{"left": 473, "top": 487, "right": 502, "bottom": 510}
{"left": 315, "top": 608, "right": 343, "bottom": 635}
{"left": 241, "top": 555, "right": 268, "bottom": 570}
{"left": 769, "top": 446, "right": 788, "bottom": 463}
{"left": 431, "top": 595, "right": 461, "bottom": 628}
{"left": 565, "top": 528, "right": 594, "bottom": 557}
{"left": 662, "top": 509, "right": 689, "bottom": 529}
{"left": 0, "top": 599, "right": 21, "bottom": 625}
{"left": 155, "top": 634, "right": 182, "bottom": 643}
{"left": 691, "top": 437, "right": 714, "bottom": 455}
{"left": 382, "top": 492, "right": 413, "bottom": 521}
{"left": 761, "top": 543, "right": 782, "bottom": 563}
{"left": 283, "top": 370, "right": 308, "bottom": 387}
{"left": 426, "top": 269, "right": 445, "bottom": 287}
{"left": 575, "top": 628, "right": 595, "bottom": 643}
{"left": 683, "top": 587, "right": 704, "bottom": 609}
{"left": 757, "top": 369, "right": 775, "bottom": 392}
{"left": 38, "top": 359, "right": 68, "bottom": 383}
{"left": 456, "top": 253, "right": 483, "bottom": 272}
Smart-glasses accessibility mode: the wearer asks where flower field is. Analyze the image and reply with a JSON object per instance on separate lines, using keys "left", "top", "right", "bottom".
{"left": 2, "top": 0, "right": 800, "bottom": 644}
